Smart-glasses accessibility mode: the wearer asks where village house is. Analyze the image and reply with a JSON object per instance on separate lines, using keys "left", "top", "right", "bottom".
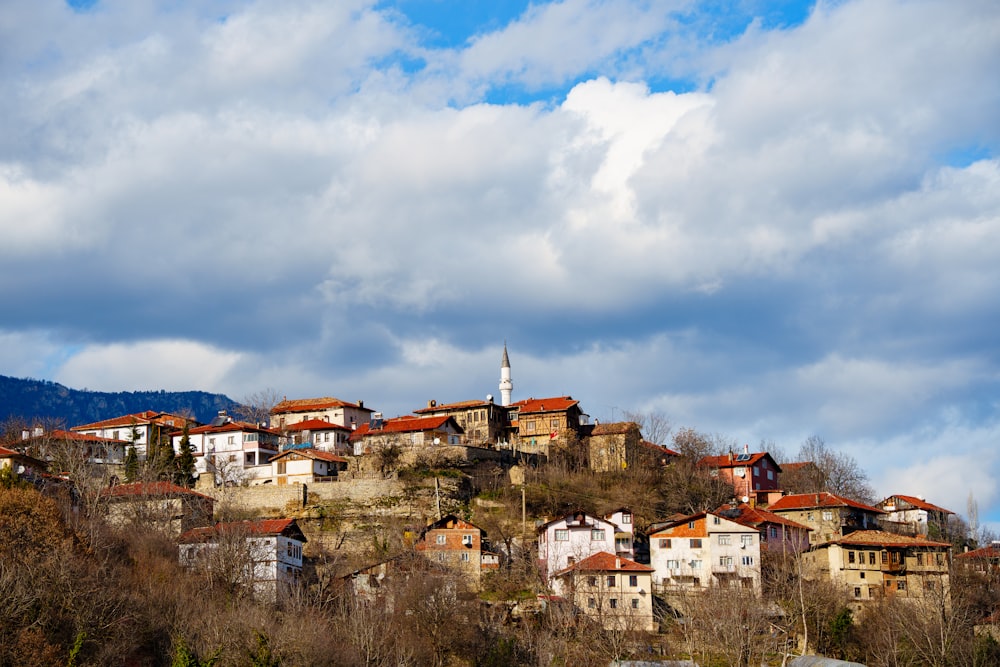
{"left": 0, "top": 444, "right": 48, "bottom": 477}
{"left": 768, "top": 492, "right": 884, "bottom": 545}
{"left": 955, "top": 542, "right": 1000, "bottom": 574}
{"left": 172, "top": 414, "right": 281, "bottom": 486}
{"left": 102, "top": 481, "right": 215, "bottom": 536}
{"left": 282, "top": 419, "right": 353, "bottom": 454}
{"left": 585, "top": 422, "right": 644, "bottom": 473}
{"left": 72, "top": 411, "right": 197, "bottom": 461}
{"left": 178, "top": 518, "right": 306, "bottom": 602}
{"left": 877, "top": 494, "right": 955, "bottom": 538}
{"left": 715, "top": 503, "right": 813, "bottom": 554}
{"left": 552, "top": 552, "right": 656, "bottom": 633}
{"left": 698, "top": 446, "right": 783, "bottom": 506}
{"left": 269, "top": 396, "right": 373, "bottom": 431}
{"left": 510, "top": 396, "right": 589, "bottom": 456}
{"left": 604, "top": 507, "right": 636, "bottom": 559}
{"left": 537, "top": 510, "right": 624, "bottom": 583}
{"left": 413, "top": 514, "right": 499, "bottom": 588}
{"left": 344, "top": 551, "right": 452, "bottom": 603}
{"left": 268, "top": 448, "right": 348, "bottom": 485}
{"left": 648, "top": 511, "right": 762, "bottom": 592}
{"left": 802, "top": 530, "right": 951, "bottom": 608}
{"left": 412, "top": 398, "right": 513, "bottom": 447}
{"left": 349, "top": 414, "right": 464, "bottom": 456}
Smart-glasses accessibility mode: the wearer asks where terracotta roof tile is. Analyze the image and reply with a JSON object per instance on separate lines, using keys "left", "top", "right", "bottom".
{"left": 271, "top": 397, "right": 371, "bottom": 414}
{"left": 283, "top": 419, "right": 351, "bottom": 432}
{"left": 768, "top": 492, "right": 884, "bottom": 514}
{"left": 350, "top": 415, "right": 461, "bottom": 439}
{"left": 511, "top": 396, "right": 579, "bottom": 414}
{"left": 553, "top": 552, "right": 653, "bottom": 577}
{"left": 716, "top": 503, "right": 812, "bottom": 532}
{"left": 179, "top": 518, "right": 303, "bottom": 543}
{"left": 269, "top": 448, "right": 348, "bottom": 464}
{"left": 102, "top": 481, "right": 214, "bottom": 500}
{"left": 414, "top": 399, "right": 493, "bottom": 413}
{"left": 72, "top": 411, "right": 190, "bottom": 431}
{"left": 881, "top": 494, "right": 954, "bottom": 515}
{"left": 828, "top": 530, "right": 951, "bottom": 549}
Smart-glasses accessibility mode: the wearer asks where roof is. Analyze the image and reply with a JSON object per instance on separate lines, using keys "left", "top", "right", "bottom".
{"left": 418, "top": 514, "right": 485, "bottom": 539}
{"left": 413, "top": 399, "right": 495, "bottom": 414}
{"left": 72, "top": 411, "right": 191, "bottom": 431}
{"left": 185, "top": 421, "right": 281, "bottom": 437}
{"left": 271, "top": 397, "right": 372, "bottom": 414}
{"left": 102, "top": 481, "right": 214, "bottom": 501}
{"left": 716, "top": 503, "right": 812, "bottom": 532}
{"left": 767, "top": 492, "right": 884, "bottom": 515}
{"left": 781, "top": 461, "right": 818, "bottom": 472}
{"left": 179, "top": 518, "right": 305, "bottom": 543}
{"left": 640, "top": 440, "right": 680, "bottom": 457}
{"left": 956, "top": 545, "right": 1000, "bottom": 560}
{"left": 881, "top": 494, "right": 954, "bottom": 515}
{"left": 590, "top": 422, "right": 640, "bottom": 436}
{"left": 511, "top": 396, "right": 579, "bottom": 414}
{"left": 268, "top": 448, "right": 348, "bottom": 464}
{"left": 824, "top": 530, "right": 951, "bottom": 549}
{"left": 553, "top": 552, "right": 653, "bottom": 577}
{"left": 537, "top": 510, "right": 616, "bottom": 533}
{"left": 699, "top": 451, "right": 782, "bottom": 472}
{"left": 350, "top": 415, "right": 463, "bottom": 439}
{"left": 283, "top": 419, "right": 351, "bottom": 432}
{"left": 48, "top": 429, "right": 130, "bottom": 444}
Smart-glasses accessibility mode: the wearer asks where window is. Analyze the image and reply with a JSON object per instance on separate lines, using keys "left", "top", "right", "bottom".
{"left": 742, "top": 556, "right": 754, "bottom": 566}
{"left": 277, "top": 461, "right": 286, "bottom": 474}
{"left": 753, "top": 466, "right": 759, "bottom": 476}
{"left": 719, "top": 556, "right": 733, "bottom": 567}
{"left": 769, "top": 526, "right": 778, "bottom": 539}
{"left": 607, "top": 576, "right": 616, "bottom": 587}
{"left": 659, "top": 538, "right": 671, "bottom": 549}
{"left": 588, "top": 576, "right": 598, "bottom": 586}
{"left": 550, "top": 418, "right": 559, "bottom": 429}
{"left": 555, "top": 529, "right": 569, "bottom": 542}
{"left": 436, "top": 535, "right": 446, "bottom": 545}
{"left": 666, "top": 559, "right": 680, "bottom": 569}
{"left": 936, "top": 553, "right": 944, "bottom": 566}
{"left": 690, "top": 560, "right": 702, "bottom": 569}
{"left": 741, "top": 534, "right": 753, "bottom": 547}
{"left": 822, "top": 511, "right": 833, "bottom": 521}
{"left": 869, "top": 552, "right": 876, "bottom": 565}
{"left": 897, "top": 580, "right": 906, "bottom": 591}
{"left": 460, "top": 552, "right": 470, "bottom": 562}
{"left": 854, "top": 587, "right": 862, "bottom": 598}
{"left": 228, "top": 435, "right": 235, "bottom": 445}
{"left": 718, "top": 534, "right": 731, "bottom": 546}
{"left": 767, "top": 469, "right": 774, "bottom": 480}
{"left": 621, "top": 513, "right": 632, "bottom": 524}
{"left": 629, "top": 575, "right": 638, "bottom": 587}
{"left": 591, "top": 529, "right": 605, "bottom": 541}
{"left": 245, "top": 452, "right": 255, "bottom": 466}
{"left": 688, "top": 521, "right": 696, "bottom": 529}
{"left": 609, "top": 598, "right": 618, "bottom": 609}
{"left": 631, "top": 598, "right": 640, "bottom": 609}
{"left": 462, "top": 534, "right": 473, "bottom": 546}
{"left": 917, "top": 552, "right": 924, "bottom": 565}
{"left": 588, "top": 598, "right": 596, "bottom": 608}
{"left": 287, "top": 543, "right": 293, "bottom": 556}
{"left": 690, "top": 539, "right": 702, "bottom": 549}
{"left": 849, "top": 551, "right": 856, "bottom": 564}
{"left": 807, "top": 512, "right": 813, "bottom": 521}
{"left": 525, "top": 421, "right": 535, "bottom": 434}
{"left": 713, "top": 516, "right": 721, "bottom": 525}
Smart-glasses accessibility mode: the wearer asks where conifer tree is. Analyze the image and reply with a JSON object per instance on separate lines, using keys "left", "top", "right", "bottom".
{"left": 123, "top": 446, "right": 139, "bottom": 482}
{"left": 174, "top": 425, "right": 196, "bottom": 487}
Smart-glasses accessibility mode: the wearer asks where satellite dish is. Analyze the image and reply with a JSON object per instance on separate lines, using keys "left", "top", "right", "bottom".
{"left": 16, "top": 465, "right": 25, "bottom": 475}
{"left": 741, "top": 496, "right": 750, "bottom": 503}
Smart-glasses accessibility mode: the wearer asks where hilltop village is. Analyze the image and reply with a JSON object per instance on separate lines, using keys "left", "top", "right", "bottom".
{"left": 1, "top": 346, "right": 998, "bottom": 666}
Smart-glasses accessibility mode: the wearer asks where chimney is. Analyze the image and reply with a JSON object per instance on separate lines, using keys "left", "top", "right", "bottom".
{"left": 428, "top": 399, "right": 436, "bottom": 408}
{"left": 358, "top": 399, "right": 364, "bottom": 408}
{"left": 744, "top": 443, "right": 750, "bottom": 455}
{"left": 616, "top": 557, "right": 621, "bottom": 569}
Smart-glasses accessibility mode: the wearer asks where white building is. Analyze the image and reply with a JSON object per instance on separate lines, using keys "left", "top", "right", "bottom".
{"left": 648, "top": 511, "right": 762, "bottom": 592}
{"left": 172, "top": 416, "right": 281, "bottom": 486}
{"left": 270, "top": 397, "right": 373, "bottom": 431}
{"left": 552, "top": 552, "right": 656, "bottom": 633}
{"left": 537, "top": 511, "right": 628, "bottom": 584}
{"left": 178, "top": 518, "right": 306, "bottom": 602}
{"left": 72, "top": 410, "right": 197, "bottom": 460}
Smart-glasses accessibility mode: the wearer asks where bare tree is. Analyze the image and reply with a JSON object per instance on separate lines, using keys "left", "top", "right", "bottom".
{"left": 789, "top": 435, "right": 876, "bottom": 504}
{"left": 621, "top": 409, "right": 672, "bottom": 445}
{"left": 233, "top": 388, "right": 282, "bottom": 427}
{"left": 657, "top": 427, "right": 733, "bottom": 515}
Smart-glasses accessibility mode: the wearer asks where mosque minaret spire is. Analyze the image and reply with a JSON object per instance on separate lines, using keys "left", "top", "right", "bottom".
{"left": 499, "top": 341, "right": 513, "bottom": 407}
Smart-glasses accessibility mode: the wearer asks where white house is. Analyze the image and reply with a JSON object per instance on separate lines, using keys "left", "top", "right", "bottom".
{"left": 72, "top": 410, "right": 196, "bottom": 460}
{"left": 172, "top": 416, "right": 281, "bottom": 486}
{"left": 648, "top": 511, "right": 762, "bottom": 592}
{"left": 270, "top": 397, "right": 374, "bottom": 431}
{"left": 604, "top": 507, "right": 635, "bottom": 559}
{"left": 537, "top": 510, "right": 622, "bottom": 584}
{"left": 551, "top": 552, "right": 656, "bottom": 633}
{"left": 178, "top": 518, "right": 306, "bottom": 602}
{"left": 269, "top": 448, "right": 348, "bottom": 485}
{"left": 282, "top": 419, "right": 353, "bottom": 455}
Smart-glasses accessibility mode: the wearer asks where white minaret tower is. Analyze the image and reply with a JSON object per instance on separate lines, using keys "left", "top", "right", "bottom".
{"left": 499, "top": 342, "right": 513, "bottom": 407}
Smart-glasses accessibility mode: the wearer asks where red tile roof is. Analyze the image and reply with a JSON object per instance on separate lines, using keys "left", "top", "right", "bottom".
{"left": 72, "top": 411, "right": 190, "bottom": 431}
{"left": 699, "top": 451, "right": 781, "bottom": 471}
{"left": 767, "top": 492, "right": 884, "bottom": 514}
{"left": 511, "top": 396, "right": 579, "bottom": 414}
{"left": 186, "top": 421, "right": 281, "bottom": 436}
{"left": 881, "top": 494, "right": 954, "bottom": 515}
{"left": 179, "top": 518, "right": 304, "bottom": 543}
{"left": 553, "top": 552, "right": 653, "bottom": 577}
{"left": 283, "top": 419, "right": 351, "bottom": 432}
{"left": 716, "top": 503, "right": 812, "bottom": 532}
{"left": 101, "top": 481, "right": 214, "bottom": 500}
{"left": 350, "top": 415, "right": 461, "bottom": 439}
{"left": 828, "top": 530, "right": 951, "bottom": 549}
{"left": 956, "top": 545, "right": 1000, "bottom": 560}
{"left": 414, "top": 399, "right": 493, "bottom": 414}
{"left": 640, "top": 440, "right": 680, "bottom": 457}
{"left": 24, "top": 429, "right": 129, "bottom": 444}
{"left": 269, "top": 448, "right": 348, "bottom": 464}
{"left": 271, "top": 397, "right": 371, "bottom": 414}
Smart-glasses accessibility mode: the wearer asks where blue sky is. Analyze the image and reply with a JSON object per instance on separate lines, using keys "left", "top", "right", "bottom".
{"left": 2, "top": 0, "right": 999, "bottom": 530}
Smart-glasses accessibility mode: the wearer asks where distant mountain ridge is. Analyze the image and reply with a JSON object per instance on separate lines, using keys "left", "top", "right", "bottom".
{"left": 0, "top": 375, "right": 240, "bottom": 428}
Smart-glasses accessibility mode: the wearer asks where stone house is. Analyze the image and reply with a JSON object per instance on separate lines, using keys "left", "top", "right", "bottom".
{"left": 768, "top": 492, "right": 884, "bottom": 546}
{"left": 413, "top": 398, "right": 513, "bottom": 447}
{"left": 586, "top": 422, "right": 643, "bottom": 473}
{"left": 349, "top": 415, "right": 464, "bottom": 457}
{"left": 510, "top": 396, "right": 588, "bottom": 455}
{"left": 102, "top": 481, "right": 215, "bottom": 536}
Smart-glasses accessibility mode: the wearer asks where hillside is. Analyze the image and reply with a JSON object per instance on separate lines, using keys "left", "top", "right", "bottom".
{"left": 0, "top": 374, "right": 239, "bottom": 427}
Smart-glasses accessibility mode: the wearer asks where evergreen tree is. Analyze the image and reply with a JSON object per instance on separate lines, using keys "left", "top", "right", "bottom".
{"left": 174, "top": 425, "right": 196, "bottom": 487}
{"left": 156, "top": 437, "right": 175, "bottom": 479}
{"left": 123, "top": 446, "right": 139, "bottom": 482}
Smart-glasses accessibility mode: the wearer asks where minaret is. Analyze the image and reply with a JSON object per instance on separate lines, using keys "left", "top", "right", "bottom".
{"left": 499, "top": 342, "right": 513, "bottom": 407}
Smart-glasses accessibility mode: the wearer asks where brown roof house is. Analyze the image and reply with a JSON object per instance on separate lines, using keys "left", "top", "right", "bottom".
{"left": 413, "top": 398, "right": 513, "bottom": 448}
{"left": 586, "top": 422, "right": 644, "bottom": 473}
{"left": 699, "top": 445, "right": 783, "bottom": 506}
{"left": 413, "top": 514, "right": 499, "bottom": 589}
{"left": 552, "top": 552, "right": 656, "bottom": 633}
{"left": 878, "top": 494, "right": 955, "bottom": 538}
{"left": 510, "top": 396, "right": 588, "bottom": 456}
{"left": 768, "top": 492, "right": 884, "bottom": 546}
{"left": 270, "top": 397, "right": 373, "bottom": 431}
{"left": 102, "top": 481, "right": 215, "bottom": 536}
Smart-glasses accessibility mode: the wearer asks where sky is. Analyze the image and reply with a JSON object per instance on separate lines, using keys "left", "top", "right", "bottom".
{"left": 1, "top": 0, "right": 999, "bottom": 528}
